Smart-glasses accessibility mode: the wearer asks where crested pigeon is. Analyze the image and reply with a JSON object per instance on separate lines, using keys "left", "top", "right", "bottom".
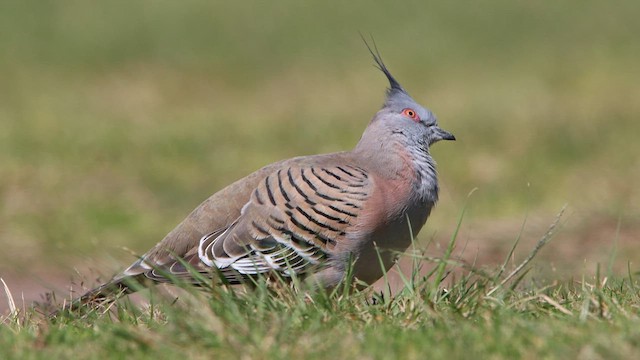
{"left": 69, "top": 46, "right": 455, "bottom": 309}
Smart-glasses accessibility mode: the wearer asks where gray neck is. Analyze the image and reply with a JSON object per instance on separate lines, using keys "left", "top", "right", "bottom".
{"left": 409, "top": 142, "right": 439, "bottom": 203}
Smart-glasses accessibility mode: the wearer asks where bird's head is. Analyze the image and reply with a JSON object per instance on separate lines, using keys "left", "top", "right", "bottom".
{"left": 364, "top": 40, "right": 455, "bottom": 148}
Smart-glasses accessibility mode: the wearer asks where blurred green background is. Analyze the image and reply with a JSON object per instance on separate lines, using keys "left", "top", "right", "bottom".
{"left": 1, "top": 0, "right": 639, "bottom": 303}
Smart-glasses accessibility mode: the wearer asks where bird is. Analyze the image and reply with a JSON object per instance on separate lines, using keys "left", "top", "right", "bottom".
{"left": 64, "top": 43, "right": 455, "bottom": 311}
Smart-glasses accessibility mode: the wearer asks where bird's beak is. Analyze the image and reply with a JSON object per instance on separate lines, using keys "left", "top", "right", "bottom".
{"left": 435, "top": 127, "right": 456, "bottom": 141}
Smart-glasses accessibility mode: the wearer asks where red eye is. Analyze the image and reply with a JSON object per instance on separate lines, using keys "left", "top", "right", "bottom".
{"left": 402, "top": 108, "right": 420, "bottom": 122}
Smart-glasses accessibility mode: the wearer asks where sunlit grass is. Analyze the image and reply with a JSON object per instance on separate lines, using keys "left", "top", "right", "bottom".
{"left": 2, "top": 208, "right": 639, "bottom": 359}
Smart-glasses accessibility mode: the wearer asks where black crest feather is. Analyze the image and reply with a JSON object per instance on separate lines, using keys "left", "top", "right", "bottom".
{"left": 360, "top": 34, "right": 406, "bottom": 95}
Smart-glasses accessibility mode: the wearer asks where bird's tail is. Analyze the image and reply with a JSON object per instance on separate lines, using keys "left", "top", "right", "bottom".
{"left": 52, "top": 274, "right": 149, "bottom": 316}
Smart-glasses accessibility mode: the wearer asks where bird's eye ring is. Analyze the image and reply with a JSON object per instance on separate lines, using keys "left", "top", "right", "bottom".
{"left": 402, "top": 108, "right": 420, "bottom": 122}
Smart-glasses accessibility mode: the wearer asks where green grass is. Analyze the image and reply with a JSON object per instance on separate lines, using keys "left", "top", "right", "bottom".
{"left": 1, "top": 0, "right": 640, "bottom": 358}
{"left": 1, "top": 0, "right": 639, "bottom": 269}
{"left": 6, "top": 280, "right": 640, "bottom": 359}
{"left": 2, "top": 213, "right": 639, "bottom": 359}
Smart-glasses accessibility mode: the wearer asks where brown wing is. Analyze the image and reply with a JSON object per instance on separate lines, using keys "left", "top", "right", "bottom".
{"left": 198, "top": 164, "right": 372, "bottom": 279}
